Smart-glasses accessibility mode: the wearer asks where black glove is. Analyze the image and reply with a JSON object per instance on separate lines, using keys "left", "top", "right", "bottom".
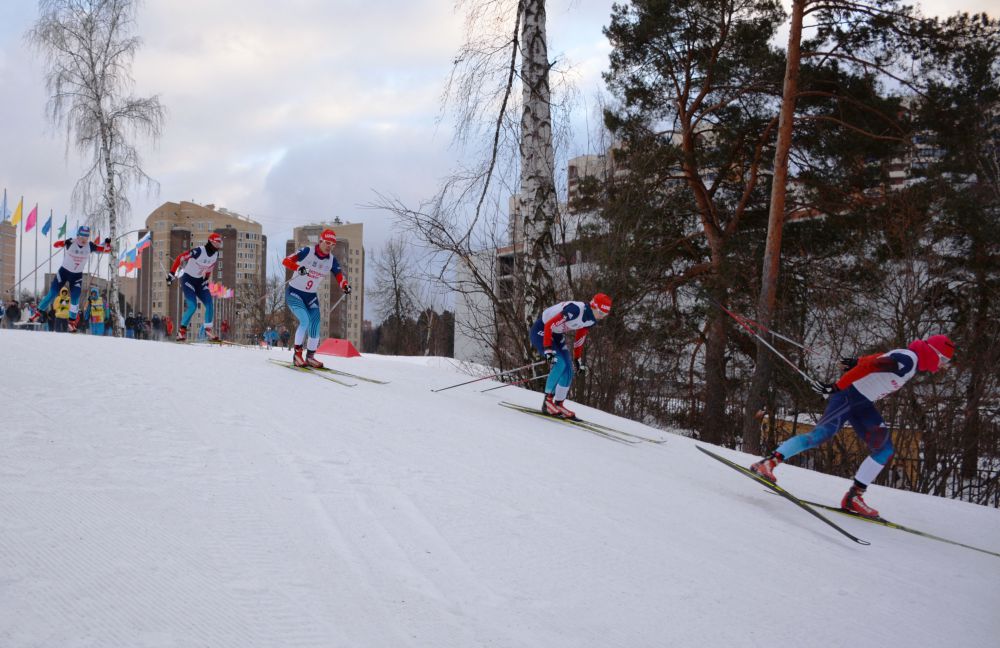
{"left": 574, "top": 358, "right": 588, "bottom": 375}
{"left": 103, "top": 237, "right": 111, "bottom": 246}
{"left": 297, "top": 266, "right": 309, "bottom": 275}
{"left": 166, "top": 273, "right": 175, "bottom": 285}
{"left": 840, "top": 357, "right": 858, "bottom": 371}
{"left": 543, "top": 348, "right": 557, "bottom": 363}
{"left": 811, "top": 381, "right": 838, "bottom": 398}
{"left": 342, "top": 283, "right": 352, "bottom": 295}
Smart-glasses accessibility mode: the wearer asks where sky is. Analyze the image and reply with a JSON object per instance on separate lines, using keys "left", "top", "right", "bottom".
{"left": 0, "top": 0, "right": 994, "bottom": 318}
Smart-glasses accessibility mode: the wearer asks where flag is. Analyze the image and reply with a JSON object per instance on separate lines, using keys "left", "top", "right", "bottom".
{"left": 41, "top": 212, "right": 52, "bottom": 235}
{"left": 136, "top": 232, "right": 151, "bottom": 252}
{"left": 118, "top": 247, "right": 137, "bottom": 272}
{"left": 57, "top": 216, "right": 67, "bottom": 238}
{"left": 25, "top": 204, "right": 37, "bottom": 232}
{"left": 10, "top": 198, "right": 23, "bottom": 226}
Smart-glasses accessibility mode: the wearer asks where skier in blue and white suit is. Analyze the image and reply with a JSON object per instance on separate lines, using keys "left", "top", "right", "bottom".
{"left": 530, "top": 293, "right": 612, "bottom": 419}
{"left": 34, "top": 225, "right": 112, "bottom": 332}
{"left": 281, "top": 228, "right": 352, "bottom": 368}
{"left": 168, "top": 232, "right": 222, "bottom": 342}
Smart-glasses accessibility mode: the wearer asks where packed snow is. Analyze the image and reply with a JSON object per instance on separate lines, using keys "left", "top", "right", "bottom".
{"left": 2, "top": 329, "right": 998, "bottom": 648}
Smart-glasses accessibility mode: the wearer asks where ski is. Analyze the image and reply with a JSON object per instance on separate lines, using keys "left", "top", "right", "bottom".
{"left": 499, "top": 402, "right": 639, "bottom": 445}
{"left": 568, "top": 418, "right": 667, "bottom": 444}
{"left": 696, "top": 445, "right": 870, "bottom": 545}
{"left": 267, "top": 359, "right": 357, "bottom": 387}
{"left": 763, "top": 491, "right": 1000, "bottom": 559}
{"left": 312, "top": 366, "right": 389, "bottom": 384}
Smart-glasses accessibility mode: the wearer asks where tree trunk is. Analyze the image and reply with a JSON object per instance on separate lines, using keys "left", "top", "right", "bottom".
{"left": 518, "top": 0, "right": 557, "bottom": 333}
{"left": 742, "top": 0, "right": 805, "bottom": 454}
{"left": 100, "top": 121, "right": 120, "bottom": 336}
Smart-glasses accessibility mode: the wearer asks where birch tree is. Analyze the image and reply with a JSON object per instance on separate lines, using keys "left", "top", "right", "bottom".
{"left": 27, "top": 0, "right": 164, "bottom": 334}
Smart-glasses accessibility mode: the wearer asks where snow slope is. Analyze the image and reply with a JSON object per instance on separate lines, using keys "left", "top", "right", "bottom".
{"left": 2, "top": 330, "right": 998, "bottom": 648}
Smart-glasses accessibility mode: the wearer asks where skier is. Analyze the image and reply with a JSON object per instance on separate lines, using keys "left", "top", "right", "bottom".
{"left": 167, "top": 232, "right": 222, "bottom": 342}
{"left": 32, "top": 226, "right": 112, "bottom": 332}
{"left": 750, "top": 334, "right": 956, "bottom": 518}
{"left": 280, "top": 228, "right": 351, "bottom": 368}
{"left": 84, "top": 288, "right": 106, "bottom": 336}
{"left": 530, "top": 293, "right": 613, "bottom": 419}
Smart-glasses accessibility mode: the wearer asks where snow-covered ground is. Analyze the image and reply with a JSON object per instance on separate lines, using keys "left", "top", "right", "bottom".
{"left": 2, "top": 329, "right": 998, "bottom": 648}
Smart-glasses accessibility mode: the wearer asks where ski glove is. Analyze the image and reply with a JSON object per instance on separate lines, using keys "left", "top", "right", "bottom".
{"left": 341, "top": 282, "right": 352, "bottom": 295}
{"left": 543, "top": 348, "right": 557, "bottom": 362}
{"left": 297, "top": 266, "right": 309, "bottom": 276}
{"left": 574, "top": 359, "right": 588, "bottom": 375}
{"left": 166, "top": 273, "right": 175, "bottom": 285}
{"left": 840, "top": 357, "right": 858, "bottom": 371}
{"left": 811, "top": 381, "right": 839, "bottom": 397}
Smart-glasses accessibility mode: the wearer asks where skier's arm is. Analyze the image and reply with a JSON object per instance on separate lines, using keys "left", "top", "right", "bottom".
{"left": 329, "top": 256, "right": 350, "bottom": 292}
{"left": 835, "top": 353, "right": 910, "bottom": 390}
{"left": 282, "top": 247, "right": 311, "bottom": 272}
{"left": 90, "top": 238, "right": 113, "bottom": 253}
{"left": 54, "top": 239, "right": 72, "bottom": 249}
{"left": 170, "top": 250, "right": 192, "bottom": 274}
{"left": 572, "top": 328, "right": 589, "bottom": 360}
{"left": 542, "top": 313, "right": 564, "bottom": 348}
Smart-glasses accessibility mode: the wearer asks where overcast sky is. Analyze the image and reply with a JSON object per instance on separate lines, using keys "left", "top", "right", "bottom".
{"left": 1, "top": 0, "right": 993, "bottom": 317}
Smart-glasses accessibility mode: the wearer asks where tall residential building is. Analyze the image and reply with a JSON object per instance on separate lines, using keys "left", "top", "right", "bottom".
{"left": 0, "top": 220, "right": 15, "bottom": 299}
{"left": 138, "top": 201, "right": 266, "bottom": 341}
{"left": 285, "top": 219, "right": 364, "bottom": 350}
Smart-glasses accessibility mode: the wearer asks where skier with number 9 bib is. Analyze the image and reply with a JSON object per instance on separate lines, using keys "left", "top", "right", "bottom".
{"left": 749, "top": 334, "right": 955, "bottom": 518}
{"left": 281, "top": 229, "right": 351, "bottom": 368}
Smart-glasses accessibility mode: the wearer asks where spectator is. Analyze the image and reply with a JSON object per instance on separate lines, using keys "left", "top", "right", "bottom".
{"left": 52, "top": 286, "right": 72, "bottom": 333}
{"left": 84, "top": 288, "right": 107, "bottom": 336}
{"left": 221, "top": 319, "right": 230, "bottom": 341}
{"left": 1, "top": 300, "right": 15, "bottom": 329}
{"left": 125, "top": 312, "right": 135, "bottom": 339}
{"left": 151, "top": 313, "right": 162, "bottom": 341}
{"left": 164, "top": 315, "right": 174, "bottom": 338}
{"left": 280, "top": 326, "right": 290, "bottom": 350}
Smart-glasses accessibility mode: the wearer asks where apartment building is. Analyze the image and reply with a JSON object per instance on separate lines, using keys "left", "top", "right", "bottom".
{"left": 285, "top": 219, "right": 364, "bottom": 350}
{"left": 0, "top": 220, "right": 14, "bottom": 299}
{"left": 137, "top": 201, "right": 266, "bottom": 341}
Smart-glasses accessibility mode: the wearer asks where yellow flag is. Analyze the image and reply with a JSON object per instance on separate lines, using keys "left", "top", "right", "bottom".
{"left": 10, "top": 197, "right": 23, "bottom": 226}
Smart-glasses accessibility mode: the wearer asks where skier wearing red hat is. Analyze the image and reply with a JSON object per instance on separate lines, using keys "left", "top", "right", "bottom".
{"left": 530, "top": 293, "right": 612, "bottom": 419}
{"left": 750, "top": 334, "right": 956, "bottom": 518}
{"left": 168, "top": 232, "right": 223, "bottom": 341}
{"left": 281, "top": 228, "right": 352, "bottom": 368}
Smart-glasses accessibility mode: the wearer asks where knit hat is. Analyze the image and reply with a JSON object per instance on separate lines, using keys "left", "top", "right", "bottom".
{"left": 908, "top": 334, "right": 955, "bottom": 373}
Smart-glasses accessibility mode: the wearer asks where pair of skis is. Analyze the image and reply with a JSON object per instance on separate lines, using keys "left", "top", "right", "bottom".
{"left": 499, "top": 401, "right": 667, "bottom": 445}
{"left": 699, "top": 445, "right": 1000, "bottom": 557}
{"left": 268, "top": 359, "right": 390, "bottom": 387}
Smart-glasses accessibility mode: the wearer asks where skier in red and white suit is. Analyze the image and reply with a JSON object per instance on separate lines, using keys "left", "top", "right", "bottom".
{"left": 750, "top": 334, "right": 956, "bottom": 518}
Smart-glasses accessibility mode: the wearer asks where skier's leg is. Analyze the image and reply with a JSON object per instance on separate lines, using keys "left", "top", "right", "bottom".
{"left": 774, "top": 390, "right": 852, "bottom": 460}
{"left": 67, "top": 273, "right": 83, "bottom": 320}
{"left": 37, "top": 269, "right": 66, "bottom": 312}
{"left": 180, "top": 278, "right": 199, "bottom": 328}
{"left": 552, "top": 346, "right": 574, "bottom": 402}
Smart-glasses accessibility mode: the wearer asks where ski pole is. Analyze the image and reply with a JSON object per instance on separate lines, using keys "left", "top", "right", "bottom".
{"left": 330, "top": 293, "right": 347, "bottom": 314}
{"left": 431, "top": 360, "right": 548, "bottom": 393}
{"left": 727, "top": 306, "right": 823, "bottom": 389}
{"left": 480, "top": 372, "right": 550, "bottom": 393}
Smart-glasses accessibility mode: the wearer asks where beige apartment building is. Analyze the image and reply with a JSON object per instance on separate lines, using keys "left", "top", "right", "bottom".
{"left": 137, "top": 201, "right": 266, "bottom": 341}
{"left": 285, "top": 219, "right": 364, "bottom": 350}
{"left": 0, "top": 220, "right": 14, "bottom": 299}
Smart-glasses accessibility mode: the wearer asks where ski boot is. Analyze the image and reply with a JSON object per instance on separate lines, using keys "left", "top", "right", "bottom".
{"left": 750, "top": 452, "right": 783, "bottom": 483}
{"left": 842, "top": 484, "right": 879, "bottom": 519}
{"left": 175, "top": 325, "right": 188, "bottom": 342}
{"left": 67, "top": 318, "right": 78, "bottom": 333}
{"left": 542, "top": 393, "right": 563, "bottom": 417}
{"left": 293, "top": 345, "right": 307, "bottom": 367}
{"left": 305, "top": 351, "right": 324, "bottom": 369}
{"left": 552, "top": 399, "right": 576, "bottom": 419}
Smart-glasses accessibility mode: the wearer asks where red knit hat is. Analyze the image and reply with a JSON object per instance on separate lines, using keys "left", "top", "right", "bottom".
{"left": 909, "top": 334, "right": 955, "bottom": 373}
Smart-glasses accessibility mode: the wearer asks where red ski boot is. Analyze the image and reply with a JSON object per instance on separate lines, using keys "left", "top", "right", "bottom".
{"left": 293, "top": 345, "right": 307, "bottom": 367}
{"left": 305, "top": 351, "right": 324, "bottom": 369}
{"left": 750, "top": 453, "right": 783, "bottom": 483}
{"left": 552, "top": 399, "right": 576, "bottom": 419}
{"left": 175, "top": 325, "right": 188, "bottom": 342}
{"left": 67, "top": 318, "right": 78, "bottom": 333}
{"left": 842, "top": 485, "right": 879, "bottom": 519}
{"left": 542, "top": 394, "right": 563, "bottom": 417}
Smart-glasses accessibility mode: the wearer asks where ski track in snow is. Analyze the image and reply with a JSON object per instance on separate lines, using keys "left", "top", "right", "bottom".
{"left": 1, "top": 329, "right": 999, "bottom": 648}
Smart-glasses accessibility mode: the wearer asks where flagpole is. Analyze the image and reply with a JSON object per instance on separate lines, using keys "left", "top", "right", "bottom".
{"left": 16, "top": 196, "right": 23, "bottom": 302}
{"left": 33, "top": 206, "right": 39, "bottom": 297}
{"left": 47, "top": 209, "right": 53, "bottom": 276}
